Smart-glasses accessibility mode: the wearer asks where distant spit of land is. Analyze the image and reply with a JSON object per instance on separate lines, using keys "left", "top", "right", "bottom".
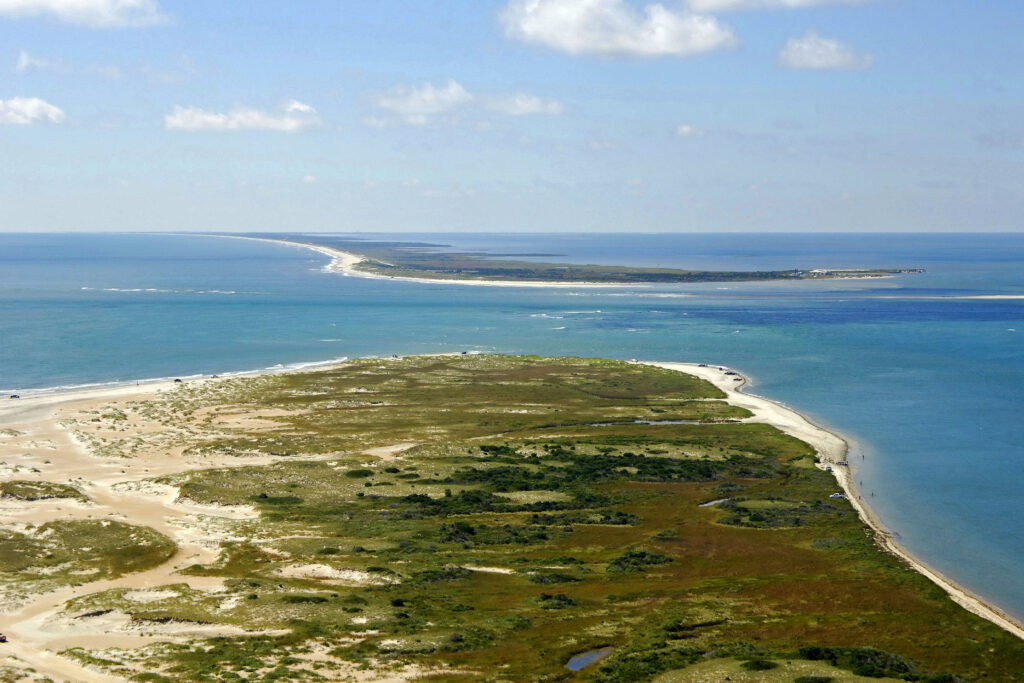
{"left": 223, "top": 233, "right": 925, "bottom": 286}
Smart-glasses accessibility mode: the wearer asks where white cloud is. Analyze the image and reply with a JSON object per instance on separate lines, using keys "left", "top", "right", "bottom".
{"left": 676, "top": 124, "right": 704, "bottom": 137}
{"left": 164, "top": 101, "right": 320, "bottom": 132}
{"left": 301, "top": 174, "right": 317, "bottom": 183}
{"left": 688, "top": 0, "right": 875, "bottom": 10}
{"left": 15, "top": 49, "right": 48, "bottom": 71}
{"left": 284, "top": 100, "right": 315, "bottom": 114}
{"left": 16, "top": 49, "right": 124, "bottom": 77}
{"left": 778, "top": 31, "right": 873, "bottom": 70}
{"left": 0, "top": 96, "right": 65, "bottom": 124}
{"left": 500, "top": 0, "right": 737, "bottom": 57}
{"left": 483, "top": 93, "right": 564, "bottom": 116}
{"left": 0, "top": 0, "right": 170, "bottom": 27}
{"left": 369, "top": 79, "right": 563, "bottom": 126}
{"left": 372, "top": 79, "right": 473, "bottom": 125}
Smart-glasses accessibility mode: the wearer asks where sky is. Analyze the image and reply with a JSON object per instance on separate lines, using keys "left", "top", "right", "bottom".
{"left": 2, "top": 0, "right": 1023, "bottom": 233}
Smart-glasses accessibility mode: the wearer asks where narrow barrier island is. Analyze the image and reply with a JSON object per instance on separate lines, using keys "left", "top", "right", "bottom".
{"left": 234, "top": 233, "right": 924, "bottom": 285}
{"left": 1, "top": 355, "right": 1020, "bottom": 682}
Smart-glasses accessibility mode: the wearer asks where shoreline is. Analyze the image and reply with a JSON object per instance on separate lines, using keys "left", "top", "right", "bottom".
{"left": 2, "top": 354, "right": 1022, "bottom": 644}
{"left": 644, "top": 361, "right": 1024, "bottom": 642}
{"left": 0, "top": 356, "right": 354, "bottom": 402}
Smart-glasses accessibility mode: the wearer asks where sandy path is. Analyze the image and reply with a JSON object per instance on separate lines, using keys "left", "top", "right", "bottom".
{"left": 0, "top": 382, "right": 182, "bottom": 426}
{"left": 645, "top": 361, "right": 1024, "bottom": 642}
{"left": 0, "top": 381, "right": 426, "bottom": 682}
{"left": 362, "top": 442, "right": 417, "bottom": 459}
{"left": 0, "top": 393, "right": 237, "bottom": 682}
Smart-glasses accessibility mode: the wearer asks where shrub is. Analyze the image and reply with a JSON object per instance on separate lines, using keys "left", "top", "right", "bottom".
{"left": 535, "top": 592, "right": 576, "bottom": 609}
{"left": 412, "top": 566, "right": 472, "bottom": 583}
{"left": 741, "top": 659, "right": 779, "bottom": 671}
{"left": 798, "top": 646, "right": 916, "bottom": 679}
{"left": 281, "top": 595, "right": 328, "bottom": 604}
{"left": 529, "top": 572, "right": 581, "bottom": 584}
{"left": 607, "top": 550, "right": 673, "bottom": 573}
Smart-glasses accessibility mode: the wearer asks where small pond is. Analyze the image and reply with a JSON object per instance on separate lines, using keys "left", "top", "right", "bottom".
{"left": 565, "top": 646, "right": 615, "bottom": 671}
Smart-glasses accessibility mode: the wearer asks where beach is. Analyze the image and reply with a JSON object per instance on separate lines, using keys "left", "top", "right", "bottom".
{"left": 1, "top": 354, "right": 1022, "bottom": 681}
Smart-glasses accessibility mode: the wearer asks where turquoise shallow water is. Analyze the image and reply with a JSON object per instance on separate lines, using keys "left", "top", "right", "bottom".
{"left": 1, "top": 231, "right": 1022, "bottom": 622}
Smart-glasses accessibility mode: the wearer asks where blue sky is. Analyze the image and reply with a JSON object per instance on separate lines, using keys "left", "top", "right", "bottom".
{"left": 2, "top": 0, "right": 1023, "bottom": 232}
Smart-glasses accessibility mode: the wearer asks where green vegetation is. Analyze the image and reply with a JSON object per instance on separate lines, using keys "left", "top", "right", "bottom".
{"left": 0, "top": 664, "right": 55, "bottom": 683}
{"left": 0, "top": 520, "right": 175, "bottom": 580}
{"left": 0, "top": 479, "right": 88, "bottom": 502}
{"left": 35, "top": 356, "right": 1024, "bottom": 680}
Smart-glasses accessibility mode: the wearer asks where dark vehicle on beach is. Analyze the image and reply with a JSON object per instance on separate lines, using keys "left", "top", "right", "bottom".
{"left": 8, "top": 394, "right": 19, "bottom": 399}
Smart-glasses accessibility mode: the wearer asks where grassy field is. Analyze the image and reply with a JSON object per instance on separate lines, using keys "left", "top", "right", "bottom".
{"left": 36, "top": 356, "right": 1024, "bottom": 681}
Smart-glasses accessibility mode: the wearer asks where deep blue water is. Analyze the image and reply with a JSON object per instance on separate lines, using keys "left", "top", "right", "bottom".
{"left": 1, "top": 231, "right": 1022, "bottom": 623}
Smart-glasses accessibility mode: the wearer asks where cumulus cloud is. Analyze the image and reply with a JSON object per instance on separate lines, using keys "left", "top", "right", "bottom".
{"left": 676, "top": 124, "right": 704, "bottom": 137}
{"left": 284, "top": 100, "right": 315, "bottom": 114}
{"left": 688, "top": 0, "right": 875, "bottom": 10}
{"left": 483, "top": 92, "right": 564, "bottom": 116}
{"left": 0, "top": 0, "right": 170, "bottom": 27}
{"left": 0, "top": 96, "right": 65, "bottom": 124}
{"left": 164, "top": 101, "right": 320, "bottom": 132}
{"left": 372, "top": 79, "right": 473, "bottom": 125}
{"left": 368, "top": 79, "right": 563, "bottom": 126}
{"left": 778, "top": 31, "right": 873, "bottom": 70}
{"left": 500, "top": 0, "right": 737, "bottom": 57}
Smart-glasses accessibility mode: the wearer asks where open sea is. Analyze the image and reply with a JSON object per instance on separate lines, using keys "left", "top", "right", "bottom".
{"left": 1, "top": 231, "right": 1022, "bottom": 623}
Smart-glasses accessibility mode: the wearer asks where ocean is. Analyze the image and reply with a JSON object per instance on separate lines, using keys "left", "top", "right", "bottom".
{"left": 1, "top": 231, "right": 1022, "bottom": 623}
